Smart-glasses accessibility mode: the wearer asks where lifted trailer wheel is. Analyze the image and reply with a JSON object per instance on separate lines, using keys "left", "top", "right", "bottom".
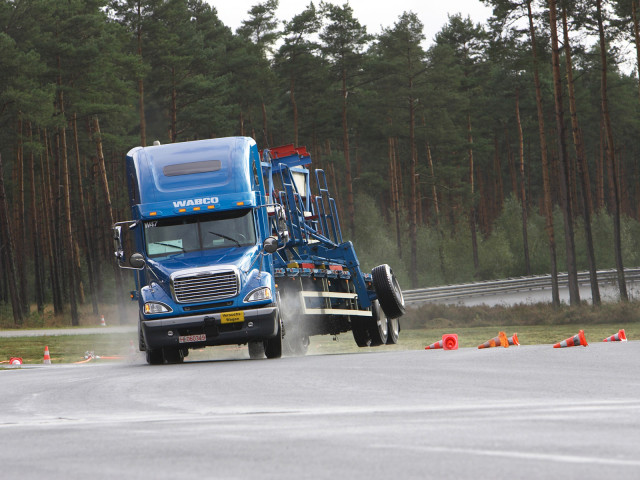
{"left": 372, "top": 264, "right": 405, "bottom": 319}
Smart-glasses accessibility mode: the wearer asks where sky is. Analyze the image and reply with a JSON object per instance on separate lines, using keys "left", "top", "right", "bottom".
{"left": 209, "top": 0, "right": 493, "bottom": 45}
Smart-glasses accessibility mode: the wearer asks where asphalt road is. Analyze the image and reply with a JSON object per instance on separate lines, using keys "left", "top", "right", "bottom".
{"left": 2, "top": 342, "right": 639, "bottom": 480}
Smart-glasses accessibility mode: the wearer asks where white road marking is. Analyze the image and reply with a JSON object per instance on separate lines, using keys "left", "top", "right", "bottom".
{"left": 383, "top": 444, "right": 640, "bottom": 467}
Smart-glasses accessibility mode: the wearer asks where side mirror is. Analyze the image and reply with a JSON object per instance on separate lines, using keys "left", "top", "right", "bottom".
{"left": 113, "top": 225, "right": 124, "bottom": 262}
{"left": 262, "top": 236, "right": 278, "bottom": 254}
{"left": 129, "top": 253, "right": 146, "bottom": 269}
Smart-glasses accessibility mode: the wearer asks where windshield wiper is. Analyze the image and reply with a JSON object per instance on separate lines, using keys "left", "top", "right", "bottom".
{"left": 152, "top": 241, "right": 186, "bottom": 252}
{"left": 208, "top": 231, "right": 241, "bottom": 247}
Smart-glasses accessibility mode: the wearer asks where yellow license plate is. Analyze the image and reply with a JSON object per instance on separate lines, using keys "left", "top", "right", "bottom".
{"left": 221, "top": 311, "right": 245, "bottom": 324}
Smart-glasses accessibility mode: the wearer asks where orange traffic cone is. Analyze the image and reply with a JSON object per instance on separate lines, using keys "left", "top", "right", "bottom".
{"left": 478, "top": 331, "right": 509, "bottom": 349}
{"left": 425, "top": 339, "right": 443, "bottom": 350}
{"left": 507, "top": 333, "right": 520, "bottom": 346}
{"left": 100, "top": 315, "right": 106, "bottom": 327}
{"left": 10, "top": 357, "right": 23, "bottom": 365}
{"left": 553, "top": 330, "right": 588, "bottom": 348}
{"left": 43, "top": 346, "right": 52, "bottom": 364}
{"left": 442, "top": 333, "right": 458, "bottom": 350}
{"left": 603, "top": 329, "right": 627, "bottom": 342}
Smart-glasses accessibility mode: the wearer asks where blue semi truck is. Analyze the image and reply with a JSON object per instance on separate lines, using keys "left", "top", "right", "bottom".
{"left": 113, "top": 136, "right": 405, "bottom": 364}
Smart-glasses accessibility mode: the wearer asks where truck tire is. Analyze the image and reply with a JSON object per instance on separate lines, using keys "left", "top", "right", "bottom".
{"left": 351, "top": 317, "right": 371, "bottom": 347}
{"left": 386, "top": 316, "right": 400, "bottom": 344}
{"left": 146, "top": 348, "right": 163, "bottom": 365}
{"left": 163, "top": 347, "right": 185, "bottom": 364}
{"left": 284, "top": 333, "right": 310, "bottom": 356}
{"left": 138, "top": 320, "right": 146, "bottom": 352}
{"left": 250, "top": 317, "right": 283, "bottom": 359}
{"left": 264, "top": 319, "right": 283, "bottom": 359}
{"left": 372, "top": 264, "right": 405, "bottom": 319}
{"left": 368, "top": 300, "right": 388, "bottom": 346}
{"left": 248, "top": 341, "right": 266, "bottom": 359}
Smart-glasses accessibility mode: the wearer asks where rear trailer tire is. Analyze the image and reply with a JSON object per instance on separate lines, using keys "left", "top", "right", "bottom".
{"left": 368, "top": 300, "right": 388, "bottom": 346}
{"left": 284, "top": 333, "right": 310, "bottom": 356}
{"left": 386, "top": 316, "right": 400, "bottom": 344}
{"left": 372, "top": 264, "right": 405, "bottom": 319}
{"left": 351, "top": 317, "right": 371, "bottom": 347}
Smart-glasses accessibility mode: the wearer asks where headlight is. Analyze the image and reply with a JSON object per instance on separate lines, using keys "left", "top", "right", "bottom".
{"left": 244, "top": 287, "right": 272, "bottom": 303}
{"left": 144, "top": 302, "right": 172, "bottom": 314}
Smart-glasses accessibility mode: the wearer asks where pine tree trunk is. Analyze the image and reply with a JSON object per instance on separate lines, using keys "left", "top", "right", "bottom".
{"left": 73, "top": 113, "right": 99, "bottom": 315}
{"left": 515, "top": 90, "right": 531, "bottom": 275}
{"left": 633, "top": 0, "right": 640, "bottom": 102}
{"left": 562, "top": 8, "right": 600, "bottom": 305}
{"left": 93, "top": 115, "right": 127, "bottom": 322}
{"left": 90, "top": 158, "right": 103, "bottom": 299}
{"left": 409, "top": 91, "right": 418, "bottom": 288}
{"left": 549, "top": 0, "right": 580, "bottom": 305}
{"left": 493, "top": 132, "right": 504, "bottom": 219}
{"left": 171, "top": 68, "right": 177, "bottom": 142}
{"left": 427, "top": 144, "right": 440, "bottom": 225}
{"left": 389, "top": 137, "right": 402, "bottom": 258}
{"left": 341, "top": 67, "right": 355, "bottom": 236}
{"left": 42, "top": 130, "right": 64, "bottom": 314}
{"left": 261, "top": 100, "right": 270, "bottom": 147}
{"left": 29, "top": 125, "right": 45, "bottom": 314}
{"left": 290, "top": 76, "right": 298, "bottom": 146}
{"left": 468, "top": 115, "right": 479, "bottom": 277}
{"left": 527, "top": 0, "right": 559, "bottom": 305}
{"left": 505, "top": 127, "right": 518, "bottom": 199}
{"left": 597, "top": 120, "right": 605, "bottom": 210}
{"left": 597, "top": 0, "right": 628, "bottom": 301}
{"left": 0, "top": 153, "right": 24, "bottom": 325}
{"left": 137, "top": 1, "right": 146, "bottom": 146}
{"left": 59, "top": 115, "right": 79, "bottom": 325}
{"left": 16, "top": 119, "right": 30, "bottom": 317}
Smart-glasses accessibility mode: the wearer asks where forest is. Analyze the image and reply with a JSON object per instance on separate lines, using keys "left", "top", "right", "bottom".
{"left": 1, "top": 0, "right": 640, "bottom": 326}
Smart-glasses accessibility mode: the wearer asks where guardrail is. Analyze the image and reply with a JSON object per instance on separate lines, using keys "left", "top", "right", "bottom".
{"left": 403, "top": 268, "right": 640, "bottom": 305}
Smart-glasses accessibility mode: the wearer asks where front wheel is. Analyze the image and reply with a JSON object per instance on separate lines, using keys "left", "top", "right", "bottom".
{"left": 145, "top": 348, "right": 163, "bottom": 365}
{"left": 163, "top": 347, "right": 185, "bottom": 364}
{"left": 264, "top": 318, "right": 283, "bottom": 359}
{"left": 248, "top": 341, "right": 266, "bottom": 359}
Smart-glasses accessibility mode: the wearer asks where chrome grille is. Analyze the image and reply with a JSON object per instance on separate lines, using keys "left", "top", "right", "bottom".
{"left": 172, "top": 270, "right": 238, "bottom": 303}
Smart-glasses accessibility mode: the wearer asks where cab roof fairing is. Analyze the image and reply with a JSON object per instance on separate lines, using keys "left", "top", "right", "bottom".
{"left": 125, "top": 137, "right": 261, "bottom": 207}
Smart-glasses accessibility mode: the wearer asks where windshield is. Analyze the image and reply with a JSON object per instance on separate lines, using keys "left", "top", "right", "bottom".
{"left": 144, "top": 209, "right": 256, "bottom": 258}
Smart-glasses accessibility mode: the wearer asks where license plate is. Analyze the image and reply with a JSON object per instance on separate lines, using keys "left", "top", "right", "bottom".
{"left": 179, "top": 334, "right": 206, "bottom": 343}
{"left": 221, "top": 311, "right": 245, "bottom": 324}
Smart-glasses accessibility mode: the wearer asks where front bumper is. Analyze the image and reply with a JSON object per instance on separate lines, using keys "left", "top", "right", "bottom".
{"left": 141, "top": 306, "right": 278, "bottom": 350}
